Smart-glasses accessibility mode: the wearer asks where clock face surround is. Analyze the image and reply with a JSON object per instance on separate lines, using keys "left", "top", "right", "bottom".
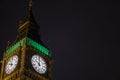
{"left": 5, "top": 55, "right": 19, "bottom": 74}
{"left": 31, "top": 54, "right": 47, "bottom": 74}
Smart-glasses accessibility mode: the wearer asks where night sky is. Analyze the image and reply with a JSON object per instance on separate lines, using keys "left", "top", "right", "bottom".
{"left": 0, "top": 0, "right": 120, "bottom": 80}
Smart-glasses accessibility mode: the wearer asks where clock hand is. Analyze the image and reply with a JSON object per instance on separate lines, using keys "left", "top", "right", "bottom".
{"left": 34, "top": 58, "right": 39, "bottom": 66}
{"left": 38, "top": 57, "right": 41, "bottom": 66}
{"left": 9, "top": 63, "right": 13, "bottom": 66}
{"left": 38, "top": 62, "right": 40, "bottom": 66}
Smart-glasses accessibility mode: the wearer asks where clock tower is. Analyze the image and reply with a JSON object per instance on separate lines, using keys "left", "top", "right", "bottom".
{"left": 0, "top": 0, "right": 52, "bottom": 80}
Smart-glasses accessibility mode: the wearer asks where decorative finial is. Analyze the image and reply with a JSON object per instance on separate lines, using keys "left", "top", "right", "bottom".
{"left": 29, "top": 0, "right": 33, "bottom": 11}
{"left": 19, "top": 20, "right": 22, "bottom": 26}
{"left": 28, "top": 0, "right": 33, "bottom": 18}
{"left": 6, "top": 41, "right": 10, "bottom": 49}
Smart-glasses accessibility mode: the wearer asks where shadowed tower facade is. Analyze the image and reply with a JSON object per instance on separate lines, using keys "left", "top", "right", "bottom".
{"left": 0, "top": 0, "right": 52, "bottom": 80}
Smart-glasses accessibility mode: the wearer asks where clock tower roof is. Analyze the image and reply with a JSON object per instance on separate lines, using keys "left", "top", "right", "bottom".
{"left": 17, "top": 0, "right": 42, "bottom": 44}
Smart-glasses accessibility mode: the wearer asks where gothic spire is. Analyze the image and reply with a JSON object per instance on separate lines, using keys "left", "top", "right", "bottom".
{"left": 17, "top": 0, "right": 41, "bottom": 43}
{"left": 28, "top": 0, "right": 33, "bottom": 18}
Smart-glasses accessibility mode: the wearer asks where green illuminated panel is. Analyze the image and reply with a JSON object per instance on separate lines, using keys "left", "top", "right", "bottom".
{"left": 5, "top": 37, "right": 52, "bottom": 57}
{"left": 5, "top": 38, "right": 26, "bottom": 56}
{"left": 27, "top": 38, "right": 51, "bottom": 57}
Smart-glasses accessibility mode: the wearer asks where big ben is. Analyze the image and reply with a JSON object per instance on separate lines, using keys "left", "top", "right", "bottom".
{"left": 0, "top": 0, "right": 52, "bottom": 80}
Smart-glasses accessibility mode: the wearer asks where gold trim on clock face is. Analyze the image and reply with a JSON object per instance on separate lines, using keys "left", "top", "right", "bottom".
{"left": 5, "top": 55, "right": 19, "bottom": 74}
{"left": 31, "top": 54, "right": 47, "bottom": 74}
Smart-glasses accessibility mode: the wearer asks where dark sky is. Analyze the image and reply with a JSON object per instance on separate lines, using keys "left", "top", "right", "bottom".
{"left": 0, "top": 0, "right": 120, "bottom": 80}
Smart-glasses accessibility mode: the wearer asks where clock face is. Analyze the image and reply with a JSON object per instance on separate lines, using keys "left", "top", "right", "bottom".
{"left": 31, "top": 55, "right": 47, "bottom": 74}
{"left": 5, "top": 55, "right": 19, "bottom": 74}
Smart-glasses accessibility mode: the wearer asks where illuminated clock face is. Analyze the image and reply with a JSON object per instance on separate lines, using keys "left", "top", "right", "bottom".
{"left": 31, "top": 55, "right": 47, "bottom": 74}
{"left": 5, "top": 55, "right": 19, "bottom": 74}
